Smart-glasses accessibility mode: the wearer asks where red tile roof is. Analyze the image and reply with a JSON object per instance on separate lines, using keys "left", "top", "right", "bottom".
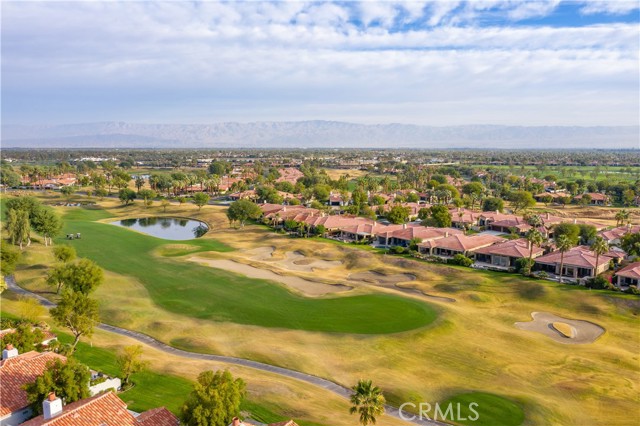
{"left": 387, "top": 226, "right": 462, "bottom": 242}
{"left": 136, "top": 407, "right": 180, "bottom": 426}
{"left": 617, "top": 262, "right": 640, "bottom": 280}
{"left": 535, "top": 246, "right": 612, "bottom": 269}
{"left": 418, "top": 234, "right": 503, "bottom": 252}
{"left": 0, "top": 351, "right": 67, "bottom": 416}
{"left": 598, "top": 225, "right": 640, "bottom": 242}
{"left": 475, "top": 238, "right": 544, "bottom": 258}
{"left": 20, "top": 391, "right": 179, "bottom": 426}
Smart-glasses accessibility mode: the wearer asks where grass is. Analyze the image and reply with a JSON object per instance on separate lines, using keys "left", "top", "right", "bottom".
{"left": 4, "top": 195, "right": 640, "bottom": 426}
{"left": 440, "top": 392, "right": 525, "bottom": 426}
{"left": 55, "top": 207, "right": 438, "bottom": 334}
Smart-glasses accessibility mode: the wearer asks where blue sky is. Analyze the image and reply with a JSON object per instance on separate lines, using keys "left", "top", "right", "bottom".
{"left": 2, "top": 1, "right": 639, "bottom": 126}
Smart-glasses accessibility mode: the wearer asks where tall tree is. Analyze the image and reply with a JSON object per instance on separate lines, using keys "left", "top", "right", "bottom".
{"left": 349, "top": 379, "right": 386, "bottom": 426}
{"left": 54, "top": 259, "right": 104, "bottom": 294}
{"left": 192, "top": 192, "right": 210, "bottom": 210}
{"left": 525, "top": 228, "right": 544, "bottom": 276}
{"left": 6, "top": 209, "right": 31, "bottom": 249}
{"left": 117, "top": 345, "right": 149, "bottom": 386}
{"left": 226, "top": 200, "right": 262, "bottom": 227}
{"left": 429, "top": 205, "right": 452, "bottom": 228}
{"left": 50, "top": 290, "right": 100, "bottom": 350}
{"left": 31, "top": 206, "right": 62, "bottom": 246}
{"left": 590, "top": 236, "right": 609, "bottom": 277}
{"left": 556, "top": 234, "right": 574, "bottom": 284}
{"left": 25, "top": 359, "right": 91, "bottom": 413}
{"left": 181, "top": 369, "right": 246, "bottom": 426}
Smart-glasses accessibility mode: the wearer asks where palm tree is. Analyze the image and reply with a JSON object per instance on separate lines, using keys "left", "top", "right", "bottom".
{"left": 350, "top": 379, "right": 385, "bottom": 426}
{"left": 615, "top": 209, "right": 630, "bottom": 227}
{"left": 590, "top": 236, "right": 609, "bottom": 277}
{"left": 525, "top": 228, "right": 544, "bottom": 275}
{"left": 556, "top": 234, "right": 574, "bottom": 283}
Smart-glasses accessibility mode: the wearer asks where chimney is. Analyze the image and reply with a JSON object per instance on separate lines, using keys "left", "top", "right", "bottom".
{"left": 283, "top": 206, "right": 286, "bottom": 212}
{"left": 573, "top": 218, "right": 577, "bottom": 224}
{"left": 403, "top": 223, "right": 407, "bottom": 229}
{"left": 445, "top": 231, "right": 449, "bottom": 238}
{"left": 232, "top": 417, "right": 241, "bottom": 426}
{"left": 546, "top": 212, "right": 550, "bottom": 219}
{"left": 2, "top": 344, "right": 18, "bottom": 360}
{"left": 496, "top": 210, "right": 499, "bottom": 214}
{"left": 43, "top": 393, "right": 63, "bottom": 420}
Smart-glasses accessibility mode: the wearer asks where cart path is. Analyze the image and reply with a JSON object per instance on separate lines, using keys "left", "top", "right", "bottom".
{"left": 5, "top": 276, "right": 447, "bottom": 426}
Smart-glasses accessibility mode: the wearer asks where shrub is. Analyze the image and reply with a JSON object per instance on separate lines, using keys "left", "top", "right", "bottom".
{"left": 391, "top": 246, "right": 406, "bottom": 254}
{"left": 584, "top": 275, "right": 609, "bottom": 289}
{"left": 534, "top": 271, "right": 549, "bottom": 279}
{"left": 448, "top": 254, "right": 473, "bottom": 267}
{"left": 515, "top": 258, "right": 534, "bottom": 275}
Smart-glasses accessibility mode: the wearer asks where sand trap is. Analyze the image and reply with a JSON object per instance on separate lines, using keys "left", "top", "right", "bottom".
{"left": 245, "top": 247, "right": 342, "bottom": 272}
{"left": 188, "top": 257, "right": 351, "bottom": 297}
{"left": 246, "top": 246, "right": 275, "bottom": 261}
{"left": 348, "top": 271, "right": 416, "bottom": 285}
{"left": 515, "top": 312, "right": 605, "bottom": 344}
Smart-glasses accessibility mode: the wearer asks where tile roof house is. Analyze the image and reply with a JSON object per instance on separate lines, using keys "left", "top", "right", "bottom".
{"left": 474, "top": 238, "right": 545, "bottom": 268}
{"left": 598, "top": 224, "right": 640, "bottom": 245}
{"left": 417, "top": 234, "right": 504, "bottom": 258}
{"left": 275, "top": 168, "right": 304, "bottom": 185}
{"left": 574, "top": 192, "right": 610, "bottom": 205}
{"left": 377, "top": 226, "right": 462, "bottom": 248}
{"left": 616, "top": 262, "right": 640, "bottom": 287}
{"left": 20, "top": 391, "right": 178, "bottom": 426}
{"left": 534, "top": 246, "right": 612, "bottom": 280}
{"left": 1, "top": 350, "right": 67, "bottom": 426}
{"left": 449, "top": 208, "right": 480, "bottom": 229}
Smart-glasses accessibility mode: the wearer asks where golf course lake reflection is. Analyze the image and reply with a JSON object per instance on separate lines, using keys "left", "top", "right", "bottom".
{"left": 112, "top": 217, "right": 209, "bottom": 240}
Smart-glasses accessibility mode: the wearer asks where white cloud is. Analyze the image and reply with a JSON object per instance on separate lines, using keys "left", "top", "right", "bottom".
{"left": 580, "top": 0, "right": 640, "bottom": 15}
{"left": 1, "top": 1, "right": 638, "bottom": 126}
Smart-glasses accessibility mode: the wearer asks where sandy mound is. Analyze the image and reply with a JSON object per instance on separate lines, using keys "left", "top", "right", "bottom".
{"left": 515, "top": 312, "right": 604, "bottom": 344}
{"left": 348, "top": 271, "right": 416, "bottom": 285}
{"left": 188, "top": 257, "right": 351, "bottom": 297}
{"left": 245, "top": 247, "right": 342, "bottom": 272}
{"left": 246, "top": 246, "right": 275, "bottom": 261}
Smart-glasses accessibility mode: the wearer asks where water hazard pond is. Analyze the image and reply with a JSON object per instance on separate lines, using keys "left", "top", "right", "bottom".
{"left": 112, "top": 217, "right": 208, "bottom": 240}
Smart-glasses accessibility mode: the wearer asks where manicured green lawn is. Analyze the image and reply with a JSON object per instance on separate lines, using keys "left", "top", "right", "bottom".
{"left": 440, "top": 392, "right": 525, "bottom": 426}
{"left": 57, "top": 208, "right": 438, "bottom": 334}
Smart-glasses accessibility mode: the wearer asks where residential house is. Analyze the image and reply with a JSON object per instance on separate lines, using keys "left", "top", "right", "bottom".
{"left": 574, "top": 192, "right": 610, "bottom": 205}
{"left": 616, "top": 262, "right": 640, "bottom": 287}
{"left": 20, "top": 391, "right": 178, "bottom": 426}
{"left": 474, "top": 238, "right": 544, "bottom": 269}
{"left": 598, "top": 224, "right": 640, "bottom": 245}
{"left": 276, "top": 168, "right": 304, "bottom": 185}
{"left": 0, "top": 349, "right": 66, "bottom": 426}
{"left": 376, "top": 225, "right": 461, "bottom": 248}
{"left": 533, "top": 246, "right": 612, "bottom": 280}
{"left": 328, "top": 193, "right": 346, "bottom": 207}
{"left": 417, "top": 234, "right": 504, "bottom": 258}
{"left": 449, "top": 208, "right": 480, "bottom": 229}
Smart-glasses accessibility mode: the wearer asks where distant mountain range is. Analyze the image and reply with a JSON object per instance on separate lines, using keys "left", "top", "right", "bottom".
{"left": 2, "top": 121, "right": 638, "bottom": 149}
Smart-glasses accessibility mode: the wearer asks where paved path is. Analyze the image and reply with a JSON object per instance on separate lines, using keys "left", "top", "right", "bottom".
{"left": 5, "top": 276, "right": 447, "bottom": 426}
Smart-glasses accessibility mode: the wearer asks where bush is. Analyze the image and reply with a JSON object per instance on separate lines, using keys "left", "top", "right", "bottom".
{"left": 624, "top": 285, "right": 639, "bottom": 295}
{"left": 515, "top": 258, "right": 534, "bottom": 275}
{"left": 534, "top": 271, "right": 549, "bottom": 279}
{"left": 584, "top": 275, "right": 609, "bottom": 289}
{"left": 448, "top": 254, "right": 474, "bottom": 267}
{"left": 391, "top": 246, "right": 406, "bottom": 254}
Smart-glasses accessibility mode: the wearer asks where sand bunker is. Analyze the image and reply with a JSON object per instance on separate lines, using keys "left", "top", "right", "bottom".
{"left": 348, "top": 271, "right": 416, "bottom": 285}
{"left": 189, "top": 257, "right": 351, "bottom": 297}
{"left": 245, "top": 246, "right": 342, "bottom": 272}
{"left": 515, "top": 312, "right": 604, "bottom": 344}
{"left": 246, "top": 246, "right": 276, "bottom": 261}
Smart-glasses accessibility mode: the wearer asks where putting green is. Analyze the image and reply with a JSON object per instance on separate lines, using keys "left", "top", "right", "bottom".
{"left": 57, "top": 208, "right": 438, "bottom": 334}
{"left": 439, "top": 391, "right": 525, "bottom": 426}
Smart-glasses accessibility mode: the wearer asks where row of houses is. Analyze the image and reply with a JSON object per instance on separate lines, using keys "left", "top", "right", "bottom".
{"left": 260, "top": 204, "right": 637, "bottom": 283}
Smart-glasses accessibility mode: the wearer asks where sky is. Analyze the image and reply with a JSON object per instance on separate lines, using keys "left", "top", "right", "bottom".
{"left": 2, "top": 0, "right": 639, "bottom": 127}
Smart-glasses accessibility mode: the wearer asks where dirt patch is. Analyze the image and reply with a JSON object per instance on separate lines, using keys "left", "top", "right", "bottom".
{"left": 188, "top": 256, "right": 351, "bottom": 297}
{"left": 246, "top": 246, "right": 275, "bottom": 261}
{"left": 348, "top": 271, "right": 416, "bottom": 285}
{"left": 515, "top": 312, "right": 605, "bottom": 344}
